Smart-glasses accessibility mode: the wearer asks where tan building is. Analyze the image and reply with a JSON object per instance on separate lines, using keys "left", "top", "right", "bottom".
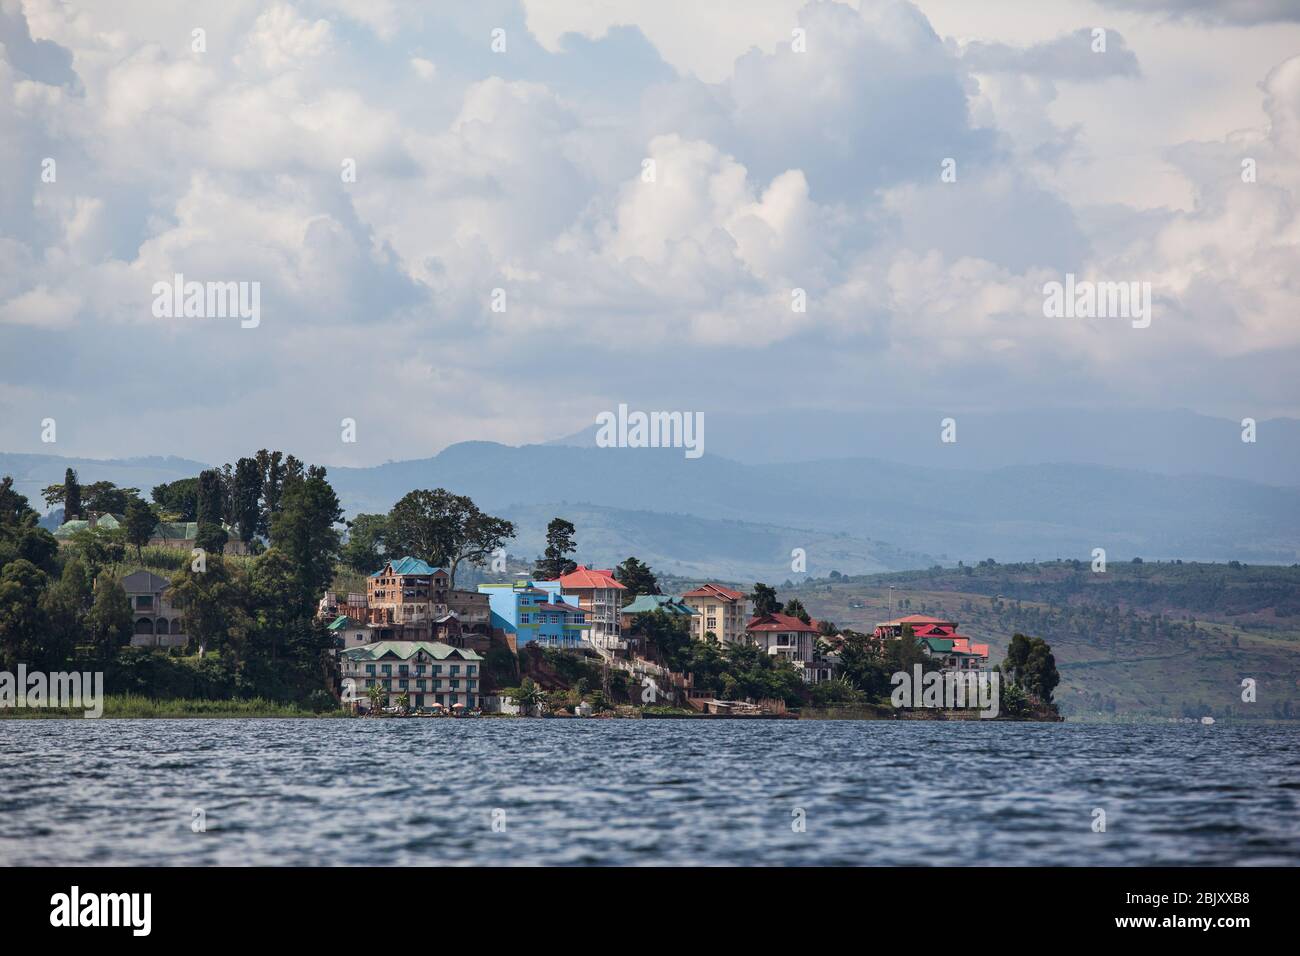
{"left": 121, "top": 570, "right": 187, "bottom": 648}
{"left": 683, "top": 584, "right": 750, "bottom": 644}
{"left": 362, "top": 557, "right": 492, "bottom": 646}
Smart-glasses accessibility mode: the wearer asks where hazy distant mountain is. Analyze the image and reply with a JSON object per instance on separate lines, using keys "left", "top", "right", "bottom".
{"left": 6, "top": 440, "right": 1297, "bottom": 575}
{"left": 0, "top": 453, "right": 211, "bottom": 513}
{"left": 323, "top": 442, "right": 1300, "bottom": 566}
{"left": 550, "top": 407, "right": 1300, "bottom": 486}
{"left": 495, "top": 502, "right": 936, "bottom": 580}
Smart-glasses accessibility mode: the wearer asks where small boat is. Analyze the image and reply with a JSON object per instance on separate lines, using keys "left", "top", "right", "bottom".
{"left": 1201, "top": 716, "right": 1216, "bottom": 725}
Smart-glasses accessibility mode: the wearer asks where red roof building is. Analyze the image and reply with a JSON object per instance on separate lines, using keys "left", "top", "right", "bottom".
{"left": 549, "top": 566, "right": 626, "bottom": 651}
{"left": 683, "top": 583, "right": 750, "bottom": 644}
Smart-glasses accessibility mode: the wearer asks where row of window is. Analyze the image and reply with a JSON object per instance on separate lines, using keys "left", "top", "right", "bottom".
{"left": 365, "top": 678, "right": 477, "bottom": 691}
{"left": 363, "top": 663, "right": 476, "bottom": 676}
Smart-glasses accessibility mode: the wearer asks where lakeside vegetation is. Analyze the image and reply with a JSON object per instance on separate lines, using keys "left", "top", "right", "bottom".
{"left": 0, "top": 694, "right": 348, "bottom": 719}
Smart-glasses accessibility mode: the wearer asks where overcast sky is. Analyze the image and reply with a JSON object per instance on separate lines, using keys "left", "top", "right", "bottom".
{"left": 1, "top": 0, "right": 1298, "bottom": 466}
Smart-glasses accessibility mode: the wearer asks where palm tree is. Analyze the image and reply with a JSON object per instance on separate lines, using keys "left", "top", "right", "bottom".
{"left": 514, "top": 678, "right": 543, "bottom": 716}
{"left": 366, "top": 682, "right": 386, "bottom": 714}
{"left": 396, "top": 691, "right": 410, "bottom": 714}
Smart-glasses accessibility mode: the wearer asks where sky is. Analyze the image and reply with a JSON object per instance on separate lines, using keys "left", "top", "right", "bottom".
{"left": 1, "top": 0, "right": 1298, "bottom": 467}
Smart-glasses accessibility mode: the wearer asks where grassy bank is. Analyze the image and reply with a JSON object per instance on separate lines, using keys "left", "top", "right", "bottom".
{"left": 0, "top": 694, "right": 349, "bottom": 719}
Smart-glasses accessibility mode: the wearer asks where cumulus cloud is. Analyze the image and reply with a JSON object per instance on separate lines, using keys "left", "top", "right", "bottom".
{"left": 0, "top": 0, "right": 1297, "bottom": 465}
{"left": 958, "top": 27, "right": 1141, "bottom": 79}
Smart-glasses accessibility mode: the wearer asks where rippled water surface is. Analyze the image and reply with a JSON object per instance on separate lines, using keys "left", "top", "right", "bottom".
{"left": 2, "top": 719, "right": 1297, "bottom": 865}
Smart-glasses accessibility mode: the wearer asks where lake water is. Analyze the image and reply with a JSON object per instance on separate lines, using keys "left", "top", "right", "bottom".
{"left": 2, "top": 719, "right": 1297, "bottom": 866}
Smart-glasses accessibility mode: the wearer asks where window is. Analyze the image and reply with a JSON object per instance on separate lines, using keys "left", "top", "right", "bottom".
{"left": 365, "top": 665, "right": 375, "bottom": 675}
{"left": 136, "top": 596, "right": 153, "bottom": 610}
{"left": 381, "top": 664, "right": 392, "bottom": 675}
{"left": 450, "top": 665, "right": 460, "bottom": 675}
{"left": 467, "top": 665, "right": 476, "bottom": 676}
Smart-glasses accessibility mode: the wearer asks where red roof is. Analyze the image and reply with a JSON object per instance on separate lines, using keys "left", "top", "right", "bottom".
{"left": 879, "top": 614, "right": 957, "bottom": 627}
{"left": 683, "top": 583, "right": 746, "bottom": 602}
{"left": 557, "top": 565, "right": 625, "bottom": 590}
{"left": 746, "top": 612, "right": 818, "bottom": 633}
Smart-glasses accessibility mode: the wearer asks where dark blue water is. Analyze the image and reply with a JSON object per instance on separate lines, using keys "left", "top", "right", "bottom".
{"left": 2, "top": 719, "right": 1297, "bottom": 865}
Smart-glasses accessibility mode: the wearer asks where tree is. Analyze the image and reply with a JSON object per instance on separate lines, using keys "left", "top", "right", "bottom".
{"left": 750, "top": 582, "right": 779, "bottom": 616}
{"left": 196, "top": 469, "right": 224, "bottom": 526}
{"left": 0, "top": 560, "right": 50, "bottom": 671}
{"left": 63, "top": 468, "right": 80, "bottom": 521}
{"left": 0, "top": 477, "right": 59, "bottom": 576}
{"left": 151, "top": 477, "right": 198, "bottom": 521}
{"left": 366, "top": 681, "right": 386, "bottom": 713}
{"left": 386, "top": 488, "right": 514, "bottom": 589}
{"left": 269, "top": 467, "right": 343, "bottom": 612}
{"left": 783, "top": 598, "right": 811, "bottom": 623}
{"left": 632, "top": 609, "right": 692, "bottom": 670}
{"left": 534, "top": 518, "right": 577, "bottom": 580}
{"left": 81, "top": 481, "right": 139, "bottom": 516}
{"left": 124, "top": 496, "right": 158, "bottom": 560}
{"left": 614, "top": 556, "right": 659, "bottom": 599}
{"left": 85, "top": 577, "right": 133, "bottom": 657}
{"left": 68, "top": 526, "right": 126, "bottom": 579}
{"left": 232, "top": 457, "right": 263, "bottom": 548}
{"left": 341, "top": 513, "right": 389, "bottom": 574}
{"left": 256, "top": 449, "right": 286, "bottom": 533}
{"left": 169, "top": 557, "right": 249, "bottom": 659}
{"left": 1023, "top": 640, "right": 1061, "bottom": 703}
{"left": 195, "top": 523, "right": 229, "bottom": 556}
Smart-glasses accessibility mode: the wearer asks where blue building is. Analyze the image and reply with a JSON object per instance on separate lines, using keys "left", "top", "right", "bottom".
{"left": 478, "top": 580, "right": 591, "bottom": 648}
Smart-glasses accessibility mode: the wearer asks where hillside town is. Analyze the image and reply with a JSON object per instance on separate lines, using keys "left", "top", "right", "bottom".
{"left": 3, "top": 461, "right": 1057, "bottom": 722}
{"left": 317, "top": 555, "right": 993, "bottom": 715}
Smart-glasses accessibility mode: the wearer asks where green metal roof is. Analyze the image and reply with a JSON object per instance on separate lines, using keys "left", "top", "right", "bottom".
{"left": 155, "top": 521, "right": 198, "bottom": 540}
{"left": 920, "top": 637, "right": 955, "bottom": 653}
{"left": 327, "top": 615, "right": 367, "bottom": 631}
{"left": 53, "top": 520, "right": 91, "bottom": 539}
{"left": 340, "top": 641, "right": 482, "bottom": 662}
{"left": 370, "top": 556, "right": 446, "bottom": 578}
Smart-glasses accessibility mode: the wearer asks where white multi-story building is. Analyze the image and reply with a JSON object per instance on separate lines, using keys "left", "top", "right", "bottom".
{"left": 542, "top": 566, "right": 627, "bottom": 652}
{"left": 340, "top": 641, "right": 484, "bottom": 712}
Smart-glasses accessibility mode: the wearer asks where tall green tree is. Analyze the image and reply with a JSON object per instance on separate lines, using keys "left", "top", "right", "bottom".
{"left": 750, "top": 582, "right": 779, "bottom": 616}
{"left": 232, "top": 457, "right": 263, "bottom": 548}
{"left": 169, "top": 557, "right": 250, "bottom": 659}
{"left": 0, "top": 559, "right": 50, "bottom": 670}
{"left": 615, "top": 556, "right": 660, "bottom": 599}
{"left": 85, "top": 577, "right": 133, "bottom": 657}
{"left": 124, "top": 496, "right": 158, "bottom": 560}
{"left": 386, "top": 488, "right": 514, "bottom": 589}
{"left": 196, "top": 469, "right": 227, "bottom": 554}
{"left": 534, "top": 517, "right": 577, "bottom": 580}
{"left": 269, "top": 466, "right": 343, "bottom": 612}
{"left": 256, "top": 449, "right": 286, "bottom": 533}
{"left": 63, "top": 468, "right": 81, "bottom": 521}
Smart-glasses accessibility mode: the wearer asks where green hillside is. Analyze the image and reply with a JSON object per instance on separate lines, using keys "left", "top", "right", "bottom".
{"left": 754, "top": 561, "right": 1300, "bottom": 720}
